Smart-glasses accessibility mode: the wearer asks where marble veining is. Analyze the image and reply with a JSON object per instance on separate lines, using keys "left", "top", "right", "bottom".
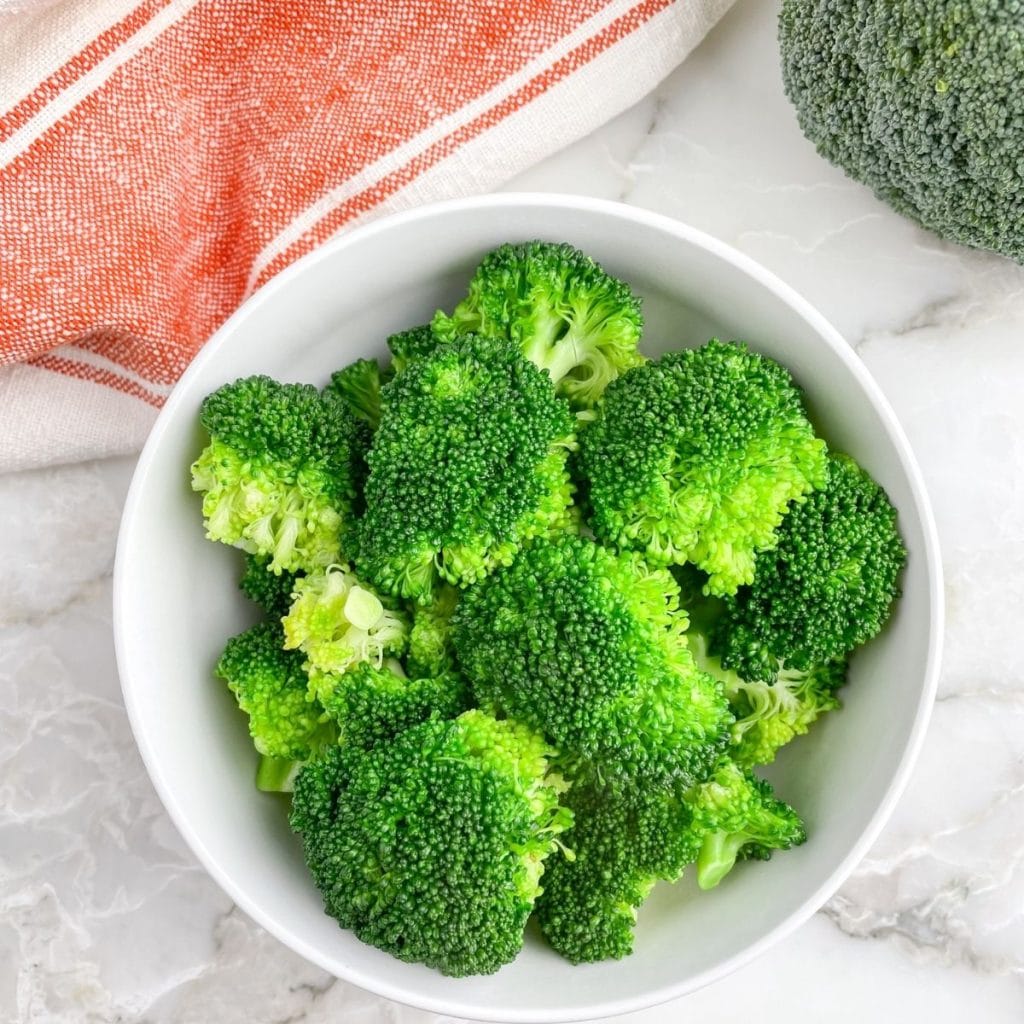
{"left": 4, "top": 0, "right": 1024, "bottom": 1020}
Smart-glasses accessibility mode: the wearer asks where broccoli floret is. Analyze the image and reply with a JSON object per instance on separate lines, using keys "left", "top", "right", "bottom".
{"left": 215, "top": 623, "right": 333, "bottom": 788}
{"left": 406, "top": 583, "right": 460, "bottom": 677}
{"left": 432, "top": 241, "right": 644, "bottom": 408}
{"left": 281, "top": 564, "right": 408, "bottom": 676}
{"left": 190, "top": 376, "right": 368, "bottom": 574}
{"left": 238, "top": 553, "right": 303, "bottom": 618}
{"left": 290, "top": 710, "right": 572, "bottom": 976}
{"left": 386, "top": 323, "right": 443, "bottom": 373}
{"left": 355, "top": 332, "right": 576, "bottom": 602}
{"left": 686, "top": 759, "right": 806, "bottom": 890}
{"left": 689, "top": 632, "right": 845, "bottom": 767}
{"left": 780, "top": 1, "right": 1024, "bottom": 263}
{"left": 537, "top": 780, "right": 697, "bottom": 964}
{"left": 326, "top": 358, "right": 390, "bottom": 429}
{"left": 309, "top": 659, "right": 469, "bottom": 750}
{"left": 579, "top": 340, "right": 827, "bottom": 596}
{"left": 453, "top": 535, "right": 731, "bottom": 788}
{"left": 713, "top": 453, "right": 906, "bottom": 683}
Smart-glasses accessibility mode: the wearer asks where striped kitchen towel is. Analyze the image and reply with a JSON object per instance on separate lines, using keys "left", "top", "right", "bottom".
{"left": 0, "top": 0, "right": 734, "bottom": 471}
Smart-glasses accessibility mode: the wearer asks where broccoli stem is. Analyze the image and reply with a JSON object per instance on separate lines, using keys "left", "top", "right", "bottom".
{"left": 255, "top": 754, "right": 301, "bottom": 793}
{"left": 695, "top": 830, "right": 750, "bottom": 890}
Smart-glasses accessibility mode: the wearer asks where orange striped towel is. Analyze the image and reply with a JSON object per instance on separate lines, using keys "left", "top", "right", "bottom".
{"left": 0, "top": 0, "right": 733, "bottom": 471}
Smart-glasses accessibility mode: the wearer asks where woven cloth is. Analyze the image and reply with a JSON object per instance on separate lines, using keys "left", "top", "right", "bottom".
{"left": 0, "top": 0, "right": 733, "bottom": 471}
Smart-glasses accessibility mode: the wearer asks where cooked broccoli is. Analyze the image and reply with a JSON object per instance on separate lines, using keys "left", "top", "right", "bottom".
{"left": 686, "top": 759, "right": 806, "bottom": 890}
{"left": 712, "top": 453, "right": 906, "bottom": 683}
{"left": 780, "top": 1, "right": 1024, "bottom": 263}
{"left": 579, "top": 340, "right": 827, "bottom": 596}
{"left": 215, "top": 622, "right": 333, "bottom": 791}
{"left": 290, "top": 710, "right": 572, "bottom": 976}
{"left": 238, "top": 553, "right": 302, "bottom": 618}
{"left": 281, "top": 564, "right": 407, "bottom": 676}
{"left": 537, "top": 780, "right": 697, "bottom": 963}
{"left": 689, "top": 632, "right": 845, "bottom": 768}
{"left": 325, "top": 358, "right": 389, "bottom": 429}
{"left": 355, "top": 332, "right": 576, "bottom": 602}
{"left": 309, "top": 659, "right": 469, "bottom": 750}
{"left": 190, "top": 376, "right": 368, "bottom": 574}
{"left": 406, "top": 582, "right": 460, "bottom": 677}
{"left": 386, "top": 323, "right": 442, "bottom": 373}
{"left": 453, "top": 535, "right": 731, "bottom": 788}
{"left": 432, "top": 241, "right": 644, "bottom": 408}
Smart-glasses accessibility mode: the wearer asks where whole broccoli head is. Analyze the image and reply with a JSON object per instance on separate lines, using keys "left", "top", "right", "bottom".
{"left": 215, "top": 623, "right": 333, "bottom": 792}
{"left": 238, "top": 553, "right": 303, "bottom": 619}
{"left": 281, "top": 564, "right": 408, "bottom": 677}
{"left": 290, "top": 710, "right": 572, "bottom": 976}
{"left": 686, "top": 758, "right": 806, "bottom": 890}
{"left": 712, "top": 453, "right": 906, "bottom": 683}
{"left": 537, "top": 779, "right": 698, "bottom": 964}
{"left": 579, "top": 341, "right": 827, "bottom": 597}
{"left": 355, "top": 332, "right": 576, "bottom": 602}
{"left": 190, "top": 376, "right": 369, "bottom": 574}
{"left": 433, "top": 241, "right": 644, "bottom": 408}
{"left": 689, "top": 632, "right": 845, "bottom": 768}
{"left": 325, "top": 358, "right": 390, "bottom": 429}
{"left": 453, "top": 534, "right": 732, "bottom": 788}
{"left": 309, "top": 659, "right": 469, "bottom": 750}
{"left": 780, "top": 1, "right": 1024, "bottom": 263}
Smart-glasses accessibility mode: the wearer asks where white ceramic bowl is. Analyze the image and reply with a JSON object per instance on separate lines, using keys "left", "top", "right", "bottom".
{"left": 114, "top": 194, "right": 942, "bottom": 1022}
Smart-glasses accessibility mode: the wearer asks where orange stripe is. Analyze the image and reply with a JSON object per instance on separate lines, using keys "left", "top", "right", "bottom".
{"left": 255, "top": 0, "right": 670, "bottom": 288}
{"left": 0, "top": 0, "right": 168, "bottom": 142}
{"left": 30, "top": 353, "right": 166, "bottom": 408}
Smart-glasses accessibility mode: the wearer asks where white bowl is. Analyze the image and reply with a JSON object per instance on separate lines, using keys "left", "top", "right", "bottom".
{"left": 114, "top": 194, "right": 942, "bottom": 1022}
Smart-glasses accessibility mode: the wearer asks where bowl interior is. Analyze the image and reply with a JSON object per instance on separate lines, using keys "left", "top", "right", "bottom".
{"left": 115, "top": 196, "right": 939, "bottom": 1022}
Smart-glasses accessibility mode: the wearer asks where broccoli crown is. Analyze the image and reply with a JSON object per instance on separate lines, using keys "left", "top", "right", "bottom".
{"left": 215, "top": 622, "right": 328, "bottom": 761}
{"left": 310, "top": 660, "right": 470, "bottom": 750}
{"left": 579, "top": 340, "right": 827, "bottom": 596}
{"left": 432, "top": 241, "right": 644, "bottom": 408}
{"left": 406, "top": 583, "right": 460, "bottom": 678}
{"left": 686, "top": 758, "right": 806, "bottom": 889}
{"left": 355, "top": 332, "right": 576, "bottom": 601}
{"left": 326, "top": 358, "right": 390, "bottom": 429}
{"left": 713, "top": 453, "right": 906, "bottom": 683}
{"left": 282, "top": 564, "right": 408, "bottom": 676}
{"left": 386, "top": 323, "right": 443, "bottom": 373}
{"left": 780, "top": 1, "right": 1024, "bottom": 263}
{"left": 238, "top": 553, "right": 302, "bottom": 618}
{"left": 290, "top": 710, "right": 572, "bottom": 977}
{"left": 537, "top": 780, "right": 697, "bottom": 964}
{"left": 191, "top": 376, "right": 368, "bottom": 573}
{"left": 453, "top": 535, "right": 731, "bottom": 788}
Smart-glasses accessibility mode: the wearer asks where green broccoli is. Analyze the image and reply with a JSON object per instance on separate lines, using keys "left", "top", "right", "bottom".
{"left": 780, "top": 1, "right": 1024, "bottom": 263}
{"left": 281, "top": 564, "right": 407, "bottom": 677}
{"left": 355, "top": 332, "right": 576, "bottom": 602}
{"left": 579, "top": 340, "right": 827, "bottom": 596}
{"left": 386, "top": 323, "right": 442, "bottom": 373}
{"left": 432, "top": 241, "right": 644, "bottom": 408}
{"left": 453, "top": 535, "right": 731, "bottom": 788}
{"left": 309, "top": 659, "right": 469, "bottom": 750}
{"left": 190, "top": 376, "right": 368, "bottom": 574}
{"left": 686, "top": 759, "right": 806, "bottom": 890}
{"left": 238, "top": 553, "right": 302, "bottom": 619}
{"left": 537, "top": 780, "right": 697, "bottom": 964}
{"left": 325, "top": 358, "right": 389, "bottom": 429}
{"left": 290, "top": 710, "right": 572, "bottom": 976}
{"left": 712, "top": 453, "right": 906, "bottom": 683}
{"left": 406, "top": 582, "right": 460, "bottom": 677}
{"left": 689, "top": 632, "right": 845, "bottom": 768}
{"left": 215, "top": 622, "right": 333, "bottom": 791}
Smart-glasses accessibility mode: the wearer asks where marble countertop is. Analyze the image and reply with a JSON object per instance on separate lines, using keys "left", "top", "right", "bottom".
{"left": 4, "top": 1, "right": 1024, "bottom": 1021}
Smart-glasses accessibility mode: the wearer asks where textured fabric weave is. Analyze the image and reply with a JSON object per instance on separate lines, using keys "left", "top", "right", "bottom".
{"left": 0, "top": 0, "right": 734, "bottom": 470}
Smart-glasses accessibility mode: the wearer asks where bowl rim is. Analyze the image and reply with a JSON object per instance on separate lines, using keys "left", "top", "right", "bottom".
{"left": 113, "top": 192, "right": 943, "bottom": 1023}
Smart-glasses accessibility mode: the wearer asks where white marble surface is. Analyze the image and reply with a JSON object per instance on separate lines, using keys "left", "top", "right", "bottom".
{"left": 4, "top": 0, "right": 1024, "bottom": 1020}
